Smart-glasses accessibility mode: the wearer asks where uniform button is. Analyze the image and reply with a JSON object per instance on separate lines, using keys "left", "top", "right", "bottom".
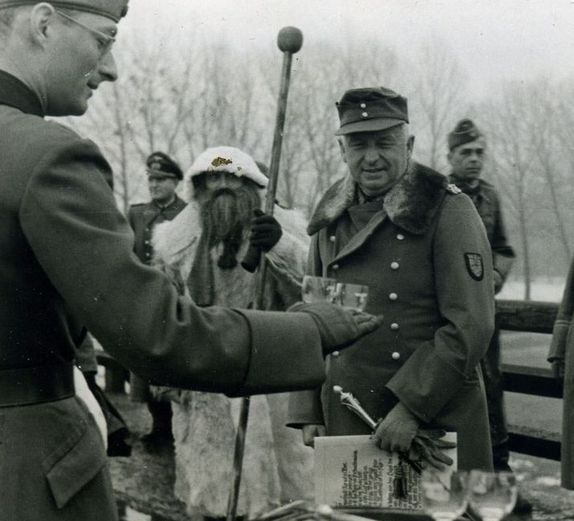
{"left": 392, "top": 351, "right": 401, "bottom": 360}
{"left": 332, "top": 351, "right": 340, "bottom": 358}
{"left": 389, "top": 292, "right": 398, "bottom": 301}
{"left": 361, "top": 111, "right": 369, "bottom": 118}
{"left": 332, "top": 264, "right": 340, "bottom": 271}
{"left": 329, "top": 235, "right": 336, "bottom": 243}
{"left": 360, "top": 103, "right": 367, "bottom": 109}
{"left": 390, "top": 323, "right": 400, "bottom": 331}
{"left": 396, "top": 233, "right": 405, "bottom": 241}
{"left": 145, "top": 240, "right": 150, "bottom": 245}
{"left": 390, "top": 262, "right": 400, "bottom": 270}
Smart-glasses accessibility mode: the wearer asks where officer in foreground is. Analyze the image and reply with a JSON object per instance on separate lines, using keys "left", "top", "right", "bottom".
{"left": 0, "top": 2, "right": 381, "bottom": 520}
{"left": 289, "top": 87, "right": 495, "bottom": 472}
{"left": 128, "top": 152, "right": 186, "bottom": 451}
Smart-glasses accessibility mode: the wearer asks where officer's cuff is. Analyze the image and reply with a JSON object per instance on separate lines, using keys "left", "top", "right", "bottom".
{"left": 230, "top": 309, "right": 325, "bottom": 396}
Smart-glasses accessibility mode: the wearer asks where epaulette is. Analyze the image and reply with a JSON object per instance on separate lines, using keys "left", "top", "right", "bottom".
{"left": 130, "top": 202, "right": 147, "bottom": 208}
{"left": 446, "top": 183, "right": 462, "bottom": 195}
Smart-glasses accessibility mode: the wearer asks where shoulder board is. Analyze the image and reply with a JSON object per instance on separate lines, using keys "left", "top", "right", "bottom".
{"left": 130, "top": 203, "right": 147, "bottom": 208}
{"left": 446, "top": 183, "right": 462, "bottom": 195}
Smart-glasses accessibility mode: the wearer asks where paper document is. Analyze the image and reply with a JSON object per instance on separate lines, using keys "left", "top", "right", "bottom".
{"left": 314, "top": 433, "right": 457, "bottom": 509}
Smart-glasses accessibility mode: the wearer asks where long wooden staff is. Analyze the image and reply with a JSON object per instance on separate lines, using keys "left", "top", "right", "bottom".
{"left": 226, "top": 26, "right": 303, "bottom": 521}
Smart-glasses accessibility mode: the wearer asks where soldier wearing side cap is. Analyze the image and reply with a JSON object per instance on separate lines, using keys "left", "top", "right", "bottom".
{"left": 447, "top": 119, "right": 516, "bottom": 471}
{"left": 0, "top": 3, "right": 381, "bottom": 520}
{"left": 288, "top": 87, "right": 495, "bottom": 472}
{"left": 127, "top": 152, "right": 187, "bottom": 452}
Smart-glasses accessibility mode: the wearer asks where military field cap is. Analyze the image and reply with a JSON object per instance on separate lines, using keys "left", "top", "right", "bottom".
{"left": 335, "top": 87, "right": 409, "bottom": 136}
{"left": 448, "top": 119, "right": 483, "bottom": 150}
{"left": 146, "top": 152, "right": 183, "bottom": 181}
{"left": 0, "top": 0, "right": 129, "bottom": 22}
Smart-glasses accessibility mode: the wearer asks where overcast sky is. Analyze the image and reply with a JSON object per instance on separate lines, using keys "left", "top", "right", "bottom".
{"left": 120, "top": 0, "right": 574, "bottom": 98}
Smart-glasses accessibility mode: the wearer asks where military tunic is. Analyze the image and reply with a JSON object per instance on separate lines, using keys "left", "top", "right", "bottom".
{"left": 128, "top": 197, "right": 186, "bottom": 403}
{"left": 0, "top": 71, "right": 326, "bottom": 520}
{"left": 289, "top": 163, "right": 495, "bottom": 471}
{"left": 128, "top": 197, "right": 187, "bottom": 265}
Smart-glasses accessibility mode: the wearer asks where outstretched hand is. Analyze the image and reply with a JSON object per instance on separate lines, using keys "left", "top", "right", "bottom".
{"left": 288, "top": 301, "right": 383, "bottom": 355}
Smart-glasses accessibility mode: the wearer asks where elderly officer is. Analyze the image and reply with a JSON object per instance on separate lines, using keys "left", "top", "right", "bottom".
{"left": 447, "top": 119, "right": 516, "bottom": 472}
{"left": 0, "top": 3, "right": 381, "bottom": 520}
{"left": 288, "top": 87, "right": 495, "bottom": 472}
{"left": 128, "top": 152, "right": 186, "bottom": 451}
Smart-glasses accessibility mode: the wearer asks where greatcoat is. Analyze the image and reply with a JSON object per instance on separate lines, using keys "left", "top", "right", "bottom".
{"left": 448, "top": 176, "right": 515, "bottom": 291}
{"left": 549, "top": 260, "right": 574, "bottom": 489}
{"left": 449, "top": 175, "right": 515, "bottom": 466}
{"left": 288, "top": 163, "right": 495, "bottom": 471}
{"left": 0, "top": 71, "right": 326, "bottom": 521}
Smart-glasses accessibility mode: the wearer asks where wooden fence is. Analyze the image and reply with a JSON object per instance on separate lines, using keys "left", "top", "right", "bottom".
{"left": 497, "top": 299, "right": 561, "bottom": 461}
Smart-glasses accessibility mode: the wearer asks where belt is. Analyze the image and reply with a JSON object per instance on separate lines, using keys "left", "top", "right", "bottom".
{"left": 0, "top": 364, "right": 75, "bottom": 407}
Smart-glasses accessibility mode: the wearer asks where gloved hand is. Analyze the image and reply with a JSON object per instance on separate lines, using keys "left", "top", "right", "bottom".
{"left": 372, "top": 401, "right": 419, "bottom": 453}
{"left": 302, "top": 424, "right": 326, "bottom": 447}
{"left": 409, "top": 430, "right": 456, "bottom": 471}
{"left": 288, "top": 301, "right": 383, "bottom": 356}
{"left": 249, "top": 209, "right": 282, "bottom": 252}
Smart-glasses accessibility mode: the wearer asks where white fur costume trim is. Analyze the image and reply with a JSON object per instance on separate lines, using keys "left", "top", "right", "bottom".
{"left": 152, "top": 200, "right": 309, "bottom": 289}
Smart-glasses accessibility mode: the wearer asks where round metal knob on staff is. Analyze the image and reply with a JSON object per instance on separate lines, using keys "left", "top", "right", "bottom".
{"left": 227, "top": 26, "right": 304, "bottom": 521}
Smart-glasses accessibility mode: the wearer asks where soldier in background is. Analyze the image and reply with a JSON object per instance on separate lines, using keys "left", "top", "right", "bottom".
{"left": 128, "top": 152, "right": 187, "bottom": 451}
{"left": 447, "top": 119, "right": 516, "bottom": 472}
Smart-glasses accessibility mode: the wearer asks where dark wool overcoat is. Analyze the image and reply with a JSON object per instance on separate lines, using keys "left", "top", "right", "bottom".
{"left": 549, "top": 261, "right": 574, "bottom": 489}
{"left": 289, "top": 163, "right": 495, "bottom": 471}
{"left": 0, "top": 71, "right": 326, "bottom": 521}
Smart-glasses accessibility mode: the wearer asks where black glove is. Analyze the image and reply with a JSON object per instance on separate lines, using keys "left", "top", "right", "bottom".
{"left": 288, "top": 301, "right": 383, "bottom": 356}
{"left": 249, "top": 209, "right": 282, "bottom": 252}
{"left": 409, "top": 430, "right": 456, "bottom": 471}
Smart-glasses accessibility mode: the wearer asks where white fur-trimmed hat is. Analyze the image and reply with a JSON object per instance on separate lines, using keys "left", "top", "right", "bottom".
{"left": 186, "top": 146, "right": 268, "bottom": 188}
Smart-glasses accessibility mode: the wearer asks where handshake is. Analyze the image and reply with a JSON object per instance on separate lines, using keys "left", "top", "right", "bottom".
{"left": 288, "top": 301, "right": 383, "bottom": 356}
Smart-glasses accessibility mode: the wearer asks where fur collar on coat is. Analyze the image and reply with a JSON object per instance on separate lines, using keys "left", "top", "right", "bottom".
{"left": 308, "top": 162, "right": 455, "bottom": 236}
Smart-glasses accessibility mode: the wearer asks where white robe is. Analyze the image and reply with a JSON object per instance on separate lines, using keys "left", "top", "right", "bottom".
{"left": 153, "top": 201, "right": 314, "bottom": 518}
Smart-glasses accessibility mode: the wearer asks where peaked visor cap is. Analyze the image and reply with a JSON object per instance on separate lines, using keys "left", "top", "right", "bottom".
{"left": 0, "top": 0, "right": 129, "bottom": 22}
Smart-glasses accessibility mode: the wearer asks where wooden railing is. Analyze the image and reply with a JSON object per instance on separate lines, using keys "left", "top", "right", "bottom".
{"left": 497, "top": 299, "right": 561, "bottom": 461}
{"left": 96, "top": 299, "right": 564, "bottom": 461}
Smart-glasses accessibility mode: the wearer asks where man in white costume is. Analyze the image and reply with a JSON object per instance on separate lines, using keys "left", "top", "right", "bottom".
{"left": 153, "top": 146, "right": 314, "bottom": 520}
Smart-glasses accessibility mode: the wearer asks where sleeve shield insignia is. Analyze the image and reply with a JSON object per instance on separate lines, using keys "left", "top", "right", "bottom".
{"left": 464, "top": 252, "right": 484, "bottom": 281}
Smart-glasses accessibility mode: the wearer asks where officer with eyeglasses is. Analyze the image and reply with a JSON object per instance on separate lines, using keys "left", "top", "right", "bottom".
{"left": 0, "top": 2, "right": 382, "bottom": 520}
